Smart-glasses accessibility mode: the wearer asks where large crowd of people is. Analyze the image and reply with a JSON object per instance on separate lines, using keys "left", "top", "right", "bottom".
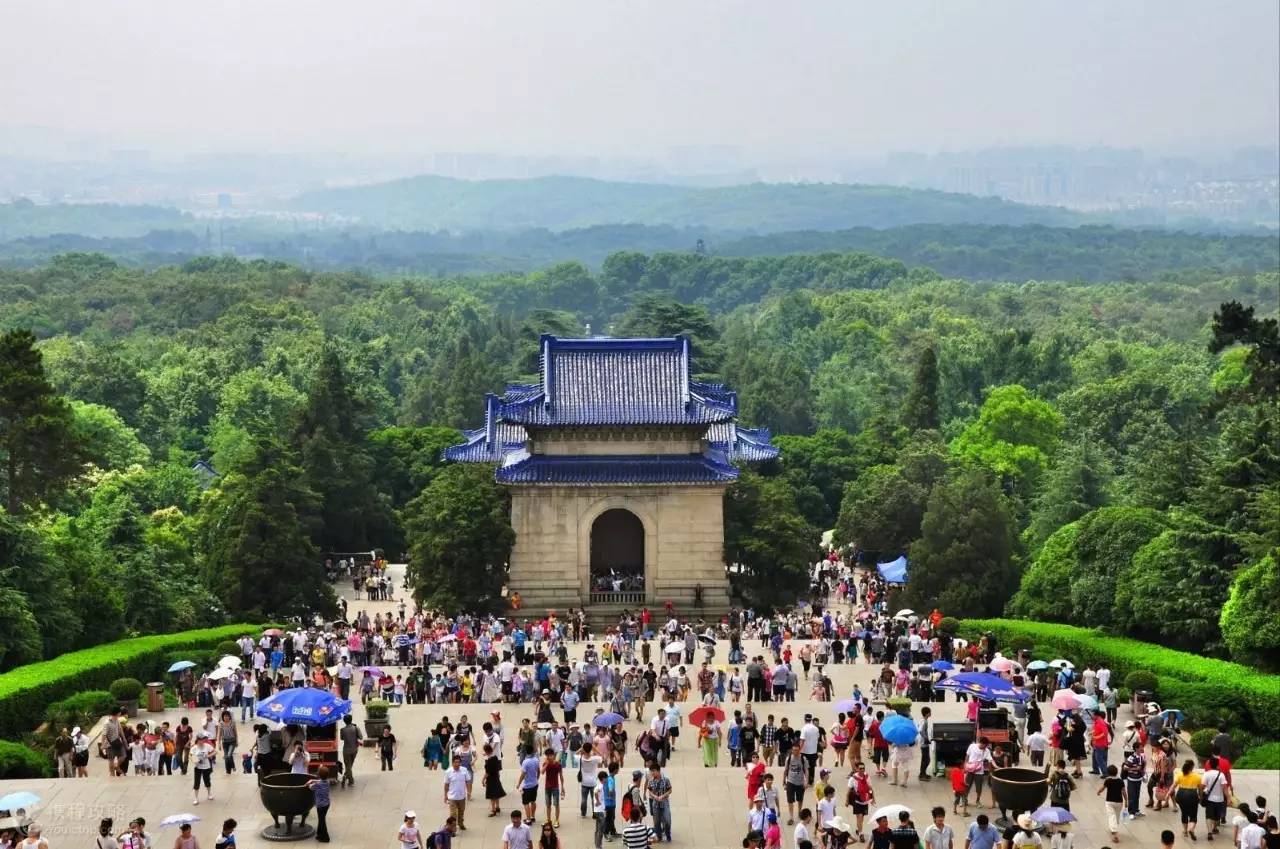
{"left": 17, "top": 559, "right": 1276, "bottom": 849}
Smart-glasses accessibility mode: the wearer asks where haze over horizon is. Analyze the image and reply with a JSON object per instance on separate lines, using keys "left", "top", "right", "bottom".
{"left": 2, "top": 0, "right": 1278, "bottom": 162}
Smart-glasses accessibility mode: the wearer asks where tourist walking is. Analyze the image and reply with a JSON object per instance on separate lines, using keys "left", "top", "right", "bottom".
{"left": 308, "top": 766, "right": 332, "bottom": 842}
{"left": 444, "top": 754, "right": 472, "bottom": 831}
{"left": 1173, "top": 760, "right": 1202, "bottom": 840}
{"left": 1096, "top": 764, "right": 1125, "bottom": 843}
{"left": 191, "top": 733, "right": 215, "bottom": 805}
{"left": 339, "top": 715, "right": 361, "bottom": 787}
{"left": 483, "top": 743, "right": 507, "bottom": 816}
{"left": 646, "top": 761, "right": 673, "bottom": 843}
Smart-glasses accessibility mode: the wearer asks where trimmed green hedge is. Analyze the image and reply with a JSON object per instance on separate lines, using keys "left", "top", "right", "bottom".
{"left": 0, "top": 740, "right": 51, "bottom": 778}
{"left": 960, "top": 619, "right": 1280, "bottom": 735}
{"left": 1234, "top": 742, "right": 1280, "bottom": 770}
{"left": 44, "top": 690, "right": 115, "bottom": 732}
{"left": 0, "top": 623, "right": 266, "bottom": 739}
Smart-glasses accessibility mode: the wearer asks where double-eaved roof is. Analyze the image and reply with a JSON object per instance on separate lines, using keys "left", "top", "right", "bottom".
{"left": 444, "top": 335, "right": 778, "bottom": 484}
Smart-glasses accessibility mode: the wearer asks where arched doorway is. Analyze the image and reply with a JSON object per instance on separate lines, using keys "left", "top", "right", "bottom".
{"left": 590, "top": 508, "right": 645, "bottom": 600}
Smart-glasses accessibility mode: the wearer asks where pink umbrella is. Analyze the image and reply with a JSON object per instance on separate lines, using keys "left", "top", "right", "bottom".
{"left": 989, "top": 657, "right": 1015, "bottom": 673}
{"left": 1051, "top": 689, "right": 1081, "bottom": 710}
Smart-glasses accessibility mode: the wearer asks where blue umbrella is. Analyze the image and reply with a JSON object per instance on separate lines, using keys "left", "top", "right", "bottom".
{"left": 879, "top": 714, "right": 918, "bottom": 746}
{"left": 1026, "top": 661, "right": 1050, "bottom": 672}
{"left": 934, "top": 672, "right": 1029, "bottom": 703}
{"left": 1158, "top": 709, "right": 1184, "bottom": 723}
{"left": 167, "top": 660, "right": 196, "bottom": 673}
{"left": 0, "top": 791, "right": 40, "bottom": 810}
{"left": 930, "top": 660, "right": 955, "bottom": 671}
{"left": 1031, "top": 806, "right": 1077, "bottom": 824}
{"left": 256, "top": 688, "right": 351, "bottom": 727}
{"left": 593, "top": 712, "right": 625, "bottom": 727}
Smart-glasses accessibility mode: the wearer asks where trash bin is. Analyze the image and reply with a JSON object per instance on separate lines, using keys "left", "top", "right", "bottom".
{"left": 1132, "top": 689, "right": 1154, "bottom": 717}
{"left": 146, "top": 682, "right": 165, "bottom": 712}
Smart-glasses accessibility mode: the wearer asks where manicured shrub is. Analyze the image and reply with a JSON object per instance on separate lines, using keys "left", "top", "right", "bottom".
{"left": 0, "top": 740, "right": 51, "bottom": 778}
{"left": 44, "top": 690, "right": 115, "bottom": 730}
{"left": 0, "top": 623, "right": 268, "bottom": 739}
{"left": 214, "top": 641, "right": 240, "bottom": 659}
{"left": 1188, "top": 728, "right": 1216, "bottom": 758}
{"left": 957, "top": 619, "right": 1280, "bottom": 736}
{"left": 1123, "top": 671, "right": 1158, "bottom": 693}
{"left": 364, "top": 699, "right": 391, "bottom": 719}
{"left": 1008, "top": 636, "right": 1034, "bottom": 653}
{"left": 109, "top": 678, "right": 144, "bottom": 701}
{"left": 937, "top": 617, "right": 961, "bottom": 635}
{"left": 886, "top": 696, "right": 913, "bottom": 716}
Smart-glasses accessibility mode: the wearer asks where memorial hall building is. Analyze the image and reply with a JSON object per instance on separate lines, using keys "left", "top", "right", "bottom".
{"left": 445, "top": 335, "right": 777, "bottom": 619}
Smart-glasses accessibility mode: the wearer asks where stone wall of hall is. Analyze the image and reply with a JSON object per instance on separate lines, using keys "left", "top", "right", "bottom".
{"left": 506, "top": 484, "right": 730, "bottom": 611}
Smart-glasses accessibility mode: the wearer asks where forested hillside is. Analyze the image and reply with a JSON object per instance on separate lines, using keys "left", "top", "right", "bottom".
{"left": 287, "top": 175, "right": 1086, "bottom": 231}
{"left": 0, "top": 250, "right": 1275, "bottom": 673}
{"left": 3, "top": 222, "right": 1276, "bottom": 284}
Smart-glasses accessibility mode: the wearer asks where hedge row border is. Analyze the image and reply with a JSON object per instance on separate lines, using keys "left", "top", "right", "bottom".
{"left": 959, "top": 619, "right": 1280, "bottom": 735}
{"left": 0, "top": 623, "right": 269, "bottom": 740}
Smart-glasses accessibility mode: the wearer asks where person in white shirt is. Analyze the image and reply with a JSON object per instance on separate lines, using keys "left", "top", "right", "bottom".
{"left": 963, "top": 738, "right": 996, "bottom": 809}
{"left": 794, "top": 808, "right": 814, "bottom": 848}
{"left": 444, "top": 755, "right": 472, "bottom": 831}
{"left": 1235, "top": 812, "right": 1265, "bottom": 849}
{"left": 501, "top": 810, "right": 532, "bottom": 849}
{"left": 799, "top": 715, "right": 820, "bottom": 782}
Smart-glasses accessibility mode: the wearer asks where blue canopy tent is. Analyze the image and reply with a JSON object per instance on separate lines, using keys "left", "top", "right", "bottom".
{"left": 877, "top": 555, "right": 908, "bottom": 584}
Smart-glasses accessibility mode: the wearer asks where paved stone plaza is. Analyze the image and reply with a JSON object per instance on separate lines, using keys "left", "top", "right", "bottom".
{"left": 2, "top": 573, "right": 1275, "bottom": 848}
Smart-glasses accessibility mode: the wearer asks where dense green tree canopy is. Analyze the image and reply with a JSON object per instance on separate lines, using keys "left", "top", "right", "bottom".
{"left": 403, "top": 464, "right": 514, "bottom": 612}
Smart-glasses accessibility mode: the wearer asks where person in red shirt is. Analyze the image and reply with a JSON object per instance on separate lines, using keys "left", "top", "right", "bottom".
{"left": 949, "top": 764, "right": 969, "bottom": 815}
{"left": 868, "top": 712, "right": 889, "bottom": 777}
{"left": 1090, "top": 711, "right": 1113, "bottom": 775}
{"left": 746, "top": 751, "right": 767, "bottom": 802}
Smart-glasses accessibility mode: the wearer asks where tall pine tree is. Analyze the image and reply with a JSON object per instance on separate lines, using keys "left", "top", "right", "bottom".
{"left": 198, "top": 436, "right": 336, "bottom": 618}
{"left": 294, "top": 346, "right": 395, "bottom": 552}
{"left": 902, "top": 347, "right": 941, "bottom": 431}
{"left": 0, "top": 329, "right": 86, "bottom": 514}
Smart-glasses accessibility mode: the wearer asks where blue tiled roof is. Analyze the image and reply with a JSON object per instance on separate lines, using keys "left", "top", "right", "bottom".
{"left": 499, "top": 336, "right": 735, "bottom": 426}
{"left": 495, "top": 450, "right": 739, "bottom": 485}
{"left": 443, "top": 335, "right": 778, "bottom": 480}
{"left": 706, "top": 422, "right": 779, "bottom": 462}
{"left": 442, "top": 423, "right": 528, "bottom": 462}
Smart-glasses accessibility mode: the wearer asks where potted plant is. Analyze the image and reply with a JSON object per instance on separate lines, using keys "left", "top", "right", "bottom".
{"left": 886, "top": 696, "right": 913, "bottom": 717}
{"left": 364, "top": 699, "right": 390, "bottom": 739}
{"left": 109, "top": 678, "right": 144, "bottom": 718}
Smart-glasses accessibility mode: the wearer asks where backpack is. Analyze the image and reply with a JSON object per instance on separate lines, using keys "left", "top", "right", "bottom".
{"left": 1053, "top": 774, "right": 1072, "bottom": 800}
{"left": 422, "top": 831, "right": 438, "bottom": 848}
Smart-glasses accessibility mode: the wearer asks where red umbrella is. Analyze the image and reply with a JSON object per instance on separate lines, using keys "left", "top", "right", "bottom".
{"left": 263, "top": 628, "right": 283, "bottom": 637}
{"left": 688, "top": 706, "right": 726, "bottom": 727}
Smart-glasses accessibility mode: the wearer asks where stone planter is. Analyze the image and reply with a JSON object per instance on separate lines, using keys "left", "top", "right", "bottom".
{"left": 364, "top": 717, "right": 389, "bottom": 739}
{"left": 119, "top": 699, "right": 139, "bottom": 719}
{"left": 258, "top": 771, "right": 315, "bottom": 841}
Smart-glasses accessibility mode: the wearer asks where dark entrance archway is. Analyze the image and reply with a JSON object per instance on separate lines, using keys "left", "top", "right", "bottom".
{"left": 590, "top": 508, "right": 645, "bottom": 600}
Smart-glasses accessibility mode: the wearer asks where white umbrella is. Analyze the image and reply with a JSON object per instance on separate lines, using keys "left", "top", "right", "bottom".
{"left": 207, "top": 667, "right": 233, "bottom": 681}
{"left": 437, "top": 634, "right": 457, "bottom": 642}
{"left": 217, "top": 655, "right": 242, "bottom": 668}
{"left": 894, "top": 609, "right": 915, "bottom": 619}
{"left": 160, "top": 813, "right": 201, "bottom": 828}
{"left": 952, "top": 638, "right": 968, "bottom": 649}
{"left": 664, "top": 641, "right": 684, "bottom": 654}
{"left": 1048, "top": 659, "right": 1074, "bottom": 669}
{"left": 872, "top": 804, "right": 912, "bottom": 822}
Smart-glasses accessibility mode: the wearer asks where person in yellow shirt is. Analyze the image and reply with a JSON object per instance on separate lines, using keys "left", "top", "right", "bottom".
{"left": 1172, "top": 760, "right": 1202, "bottom": 840}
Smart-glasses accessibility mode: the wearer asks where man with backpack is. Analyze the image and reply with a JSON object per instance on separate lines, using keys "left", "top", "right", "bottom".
{"left": 1048, "top": 759, "right": 1077, "bottom": 811}
{"left": 621, "top": 770, "right": 648, "bottom": 829}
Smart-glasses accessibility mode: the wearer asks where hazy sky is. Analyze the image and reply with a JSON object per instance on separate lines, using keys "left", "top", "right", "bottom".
{"left": 1, "top": 0, "right": 1277, "bottom": 159}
